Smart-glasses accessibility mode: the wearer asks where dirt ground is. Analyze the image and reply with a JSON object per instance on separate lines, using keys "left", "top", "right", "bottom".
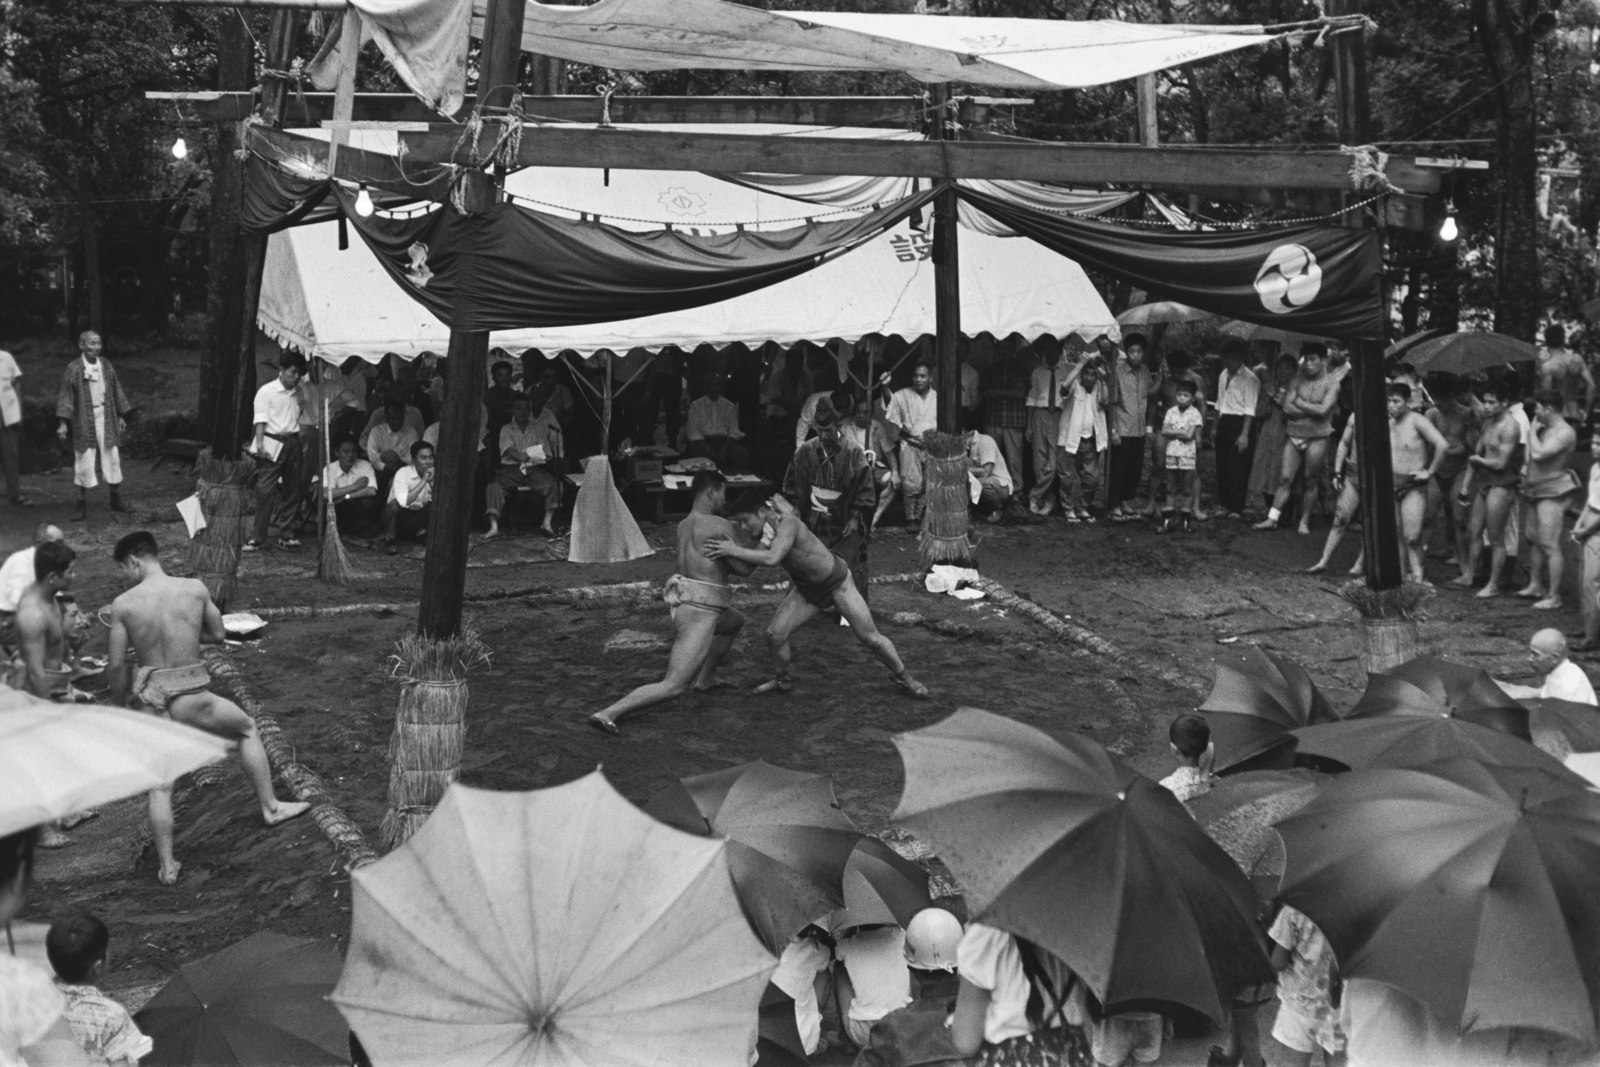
{"left": 0, "top": 344, "right": 1568, "bottom": 1062}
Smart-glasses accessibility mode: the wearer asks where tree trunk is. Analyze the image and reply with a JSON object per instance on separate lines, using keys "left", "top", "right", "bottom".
{"left": 1475, "top": 0, "right": 1541, "bottom": 341}
{"left": 200, "top": 13, "right": 253, "bottom": 455}
{"left": 76, "top": 168, "right": 103, "bottom": 335}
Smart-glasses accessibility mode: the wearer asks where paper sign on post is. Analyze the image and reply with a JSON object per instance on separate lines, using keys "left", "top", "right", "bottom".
{"left": 175, "top": 495, "right": 207, "bottom": 539}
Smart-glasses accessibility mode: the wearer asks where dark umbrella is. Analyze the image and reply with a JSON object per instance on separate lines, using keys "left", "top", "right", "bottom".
{"left": 136, "top": 931, "right": 347, "bottom": 1067}
{"left": 1395, "top": 331, "right": 1538, "bottom": 377}
{"left": 1199, "top": 647, "right": 1338, "bottom": 773}
{"left": 1291, "top": 711, "right": 1582, "bottom": 778}
{"left": 831, "top": 837, "right": 933, "bottom": 931}
{"left": 1345, "top": 657, "right": 1532, "bottom": 739}
{"left": 892, "top": 708, "right": 1272, "bottom": 1021}
{"left": 1185, "top": 768, "right": 1323, "bottom": 889}
{"left": 646, "top": 760, "right": 862, "bottom": 952}
{"left": 1519, "top": 698, "right": 1600, "bottom": 758}
{"left": 1276, "top": 760, "right": 1600, "bottom": 1044}
{"left": 756, "top": 983, "right": 808, "bottom": 1067}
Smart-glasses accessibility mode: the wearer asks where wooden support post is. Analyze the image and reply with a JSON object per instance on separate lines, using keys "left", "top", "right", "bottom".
{"left": 1331, "top": 0, "right": 1402, "bottom": 592}
{"left": 931, "top": 85, "right": 962, "bottom": 434}
{"left": 1136, "top": 73, "right": 1158, "bottom": 147}
{"left": 416, "top": 0, "right": 524, "bottom": 640}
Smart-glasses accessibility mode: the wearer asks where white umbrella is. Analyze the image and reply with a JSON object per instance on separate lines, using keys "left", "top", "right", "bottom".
{"left": 0, "top": 689, "right": 229, "bottom": 837}
{"left": 332, "top": 773, "right": 776, "bottom": 1067}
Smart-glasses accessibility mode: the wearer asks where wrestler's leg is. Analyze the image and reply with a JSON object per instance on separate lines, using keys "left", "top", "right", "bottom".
{"left": 759, "top": 591, "right": 820, "bottom": 692}
{"left": 834, "top": 582, "right": 926, "bottom": 696}
{"left": 1532, "top": 499, "right": 1566, "bottom": 608}
{"left": 147, "top": 786, "right": 180, "bottom": 885}
{"left": 1309, "top": 481, "right": 1360, "bottom": 573}
{"left": 167, "top": 691, "right": 310, "bottom": 825}
{"left": 692, "top": 607, "right": 745, "bottom": 691}
{"left": 1517, "top": 499, "right": 1549, "bottom": 599}
{"left": 1399, "top": 486, "right": 1429, "bottom": 583}
{"left": 1297, "top": 439, "right": 1328, "bottom": 534}
{"left": 1454, "top": 491, "right": 1489, "bottom": 587}
{"left": 1253, "top": 442, "right": 1303, "bottom": 528}
{"left": 594, "top": 609, "right": 720, "bottom": 729}
{"left": 1479, "top": 487, "right": 1514, "bottom": 597}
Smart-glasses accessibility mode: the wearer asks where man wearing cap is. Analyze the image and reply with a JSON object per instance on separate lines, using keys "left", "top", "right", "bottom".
{"left": 784, "top": 397, "right": 875, "bottom": 603}
{"left": 56, "top": 330, "right": 135, "bottom": 521}
{"left": 1497, "top": 628, "right": 1597, "bottom": 705}
{"left": 851, "top": 908, "right": 965, "bottom": 1066}
{"left": 247, "top": 354, "right": 308, "bottom": 550}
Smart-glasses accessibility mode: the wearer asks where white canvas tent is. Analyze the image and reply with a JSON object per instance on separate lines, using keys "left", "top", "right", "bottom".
{"left": 257, "top": 126, "right": 1120, "bottom": 364}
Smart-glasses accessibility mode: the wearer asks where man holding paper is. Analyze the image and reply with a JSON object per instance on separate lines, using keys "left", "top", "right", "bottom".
{"left": 485, "top": 393, "right": 563, "bottom": 539}
{"left": 246, "top": 353, "right": 307, "bottom": 551}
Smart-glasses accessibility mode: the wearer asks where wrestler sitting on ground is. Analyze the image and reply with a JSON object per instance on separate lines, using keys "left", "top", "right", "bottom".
{"left": 707, "top": 490, "right": 929, "bottom": 698}
{"left": 588, "top": 471, "right": 751, "bottom": 735}
{"left": 106, "top": 531, "right": 309, "bottom": 884}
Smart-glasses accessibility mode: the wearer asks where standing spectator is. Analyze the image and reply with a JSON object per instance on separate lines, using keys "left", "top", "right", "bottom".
{"left": 383, "top": 441, "right": 435, "bottom": 553}
{"left": 686, "top": 375, "right": 750, "bottom": 472}
{"left": 1159, "top": 379, "right": 1205, "bottom": 533}
{"left": 794, "top": 384, "right": 837, "bottom": 449}
{"left": 785, "top": 400, "right": 874, "bottom": 602}
{"left": 1424, "top": 379, "right": 1479, "bottom": 573}
{"left": 527, "top": 356, "right": 576, "bottom": 432}
{"left": 246, "top": 353, "right": 307, "bottom": 551}
{"left": 1537, "top": 324, "right": 1593, "bottom": 425}
{"left": 982, "top": 334, "right": 1032, "bottom": 500}
{"left": 1453, "top": 380, "right": 1523, "bottom": 598}
{"left": 483, "top": 358, "right": 520, "bottom": 447}
{"left": 760, "top": 342, "right": 813, "bottom": 477}
{"left": 56, "top": 330, "right": 135, "bottom": 522}
{"left": 0, "top": 347, "right": 29, "bottom": 506}
{"left": 1248, "top": 353, "right": 1299, "bottom": 518}
{"left": 46, "top": 913, "right": 152, "bottom": 1066}
{"left": 1214, "top": 340, "right": 1261, "bottom": 519}
{"left": 322, "top": 439, "right": 379, "bottom": 536}
{"left": 362, "top": 400, "right": 419, "bottom": 495}
{"left": 1518, "top": 390, "right": 1580, "bottom": 610}
{"left": 1141, "top": 350, "right": 1207, "bottom": 520}
{"left": 1106, "top": 334, "right": 1156, "bottom": 522}
{"left": 1056, "top": 356, "right": 1109, "bottom": 523}
{"left": 485, "top": 394, "right": 564, "bottom": 539}
{"left": 1026, "top": 339, "right": 1068, "bottom": 516}
{"left": 886, "top": 363, "right": 939, "bottom": 527}
{"left": 1572, "top": 431, "right": 1600, "bottom": 654}
{"left": 1253, "top": 344, "right": 1342, "bottom": 535}
{"left": 642, "top": 345, "right": 685, "bottom": 449}
{"left": 843, "top": 394, "right": 901, "bottom": 533}
{"left": 958, "top": 348, "right": 983, "bottom": 433}
{"left": 966, "top": 427, "right": 1014, "bottom": 523}
{"left": 1268, "top": 905, "right": 1344, "bottom": 1067}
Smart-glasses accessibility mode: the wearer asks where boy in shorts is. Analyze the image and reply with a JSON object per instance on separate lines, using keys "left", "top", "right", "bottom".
{"left": 1268, "top": 904, "right": 1343, "bottom": 1066}
{"left": 46, "top": 912, "right": 152, "bottom": 1066}
{"left": 1159, "top": 381, "right": 1205, "bottom": 533}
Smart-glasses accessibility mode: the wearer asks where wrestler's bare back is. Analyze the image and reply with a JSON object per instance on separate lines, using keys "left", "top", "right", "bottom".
{"left": 111, "top": 574, "right": 220, "bottom": 671}
{"left": 678, "top": 511, "right": 740, "bottom": 585}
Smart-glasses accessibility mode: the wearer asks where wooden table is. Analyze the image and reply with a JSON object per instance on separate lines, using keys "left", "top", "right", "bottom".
{"left": 640, "top": 475, "right": 772, "bottom": 523}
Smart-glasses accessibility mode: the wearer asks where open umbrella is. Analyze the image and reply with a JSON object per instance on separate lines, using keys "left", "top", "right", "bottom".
{"left": 136, "top": 932, "right": 347, "bottom": 1067}
{"left": 829, "top": 837, "right": 933, "bottom": 931}
{"left": 1185, "top": 768, "right": 1323, "bottom": 889}
{"left": 892, "top": 708, "right": 1272, "bottom": 1021}
{"left": 1291, "top": 711, "right": 1580, "bottom": 777}
{"left": 0, "top": 691, "right": 229, "bottom": 837}
{"left": 1276, "top": 760, "right": 1600, "bottom": 1044}
{"left": 1363, "top": 657, "right": 1528, "bottom": 727}
{"left": 1219, "top": 320, "right": 1322, "bottom": 348}
{"left": 1199, "top": 646, "right": 1337, "bottom": 773}
{"left": 1396, "top": 330, "right": 1538, "bottom": 377}
{"left": 756, "top": 983, "right": 807, "bottom": 1067}
{"left": 1567, "top": 752, "right": 1600, "bottom": 788}
{"left": 1116, "top": 301, "right": 1215, "bottom": 327}
{"left": 645, "top": 760, "right": 862, "bottom": 952}
{"left": 1519, "top": 698, "right": 1600, "bottom": 758}
{"left": 332, "top": 774, "right": 775, "bottom": 1067}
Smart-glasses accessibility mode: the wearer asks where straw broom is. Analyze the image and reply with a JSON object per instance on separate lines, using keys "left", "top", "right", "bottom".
{"left": 317, "top": 396, "right": 356, "bottom": 584}
{"left": 187, "top": 449, "right": 255, "bottom": 612}
{"left": 917, "top": 431, "right": 976, "bottom": 570}
{"left": 379, "top": 627, "right": 492, "bottom": 851}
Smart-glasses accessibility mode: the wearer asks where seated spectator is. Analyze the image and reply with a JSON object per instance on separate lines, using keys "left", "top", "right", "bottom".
{"left": 486, "top": 394, "right": 564, "bottom": 539}
{"left": 323, "top": 438, "right": 379, "bottom": 535}
{"left": 484, "top": 358, "right": 520, "bottom": 442}
{"left": 772, "top": 927, "right": 834, "bottom": 1057}
{"left": 358, "top": 393, "right": 425, "bottom": 442}
{"left": 834, "top": 922, "right": 912, "bottom": 1051}
{"left": 525, "top": 356, "right": 576, "bottom": 430}
{"left": 1159, "top": 713, "right": 1216, "bottom": 801}
{"left": 0, "top": 523, "right": 65, "bottom": 627}
{"left": 852, "top": 908, "right": 964, "bottom": 1066}
{"left": 965, "top": 427, "right": 1014, "bottom": 523}
{"left": 686, "top": 374, "right": 750, "bottom": 472}
{"left": 46, "top": 912, "right": 152, "bottom": 1066}
{"left": 363, "top": 400, "right": 420, "bottom": 489}
{"left": 383, "top": 441, "right": 434, "bottom": 554}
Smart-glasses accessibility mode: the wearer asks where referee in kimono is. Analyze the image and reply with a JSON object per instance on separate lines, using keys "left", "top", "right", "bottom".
{"left": 784, "top": 396, "right": 876, "bottom": 603}
{"left": 56, "top": 330, "right": 135, "bottom": 521}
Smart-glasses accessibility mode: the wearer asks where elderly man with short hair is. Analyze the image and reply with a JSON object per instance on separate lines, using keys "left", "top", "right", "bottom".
{"left": 57, "top": 330, "right": 135, "bottom": 521}
{"left": 1498, "top": 628, "right": 1598, "bottom": 705}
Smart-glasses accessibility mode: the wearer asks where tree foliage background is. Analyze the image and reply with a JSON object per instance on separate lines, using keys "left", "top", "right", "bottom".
{"left": 0, "top": 0, "right": 1595, "bottom": 341}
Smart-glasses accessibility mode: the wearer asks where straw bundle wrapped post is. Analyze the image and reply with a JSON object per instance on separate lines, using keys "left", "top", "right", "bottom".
{"left": 917, "top": 431, "right": 976, "bottom": 570}
{"left": 379, "top": 627, "right": 492, "bottom": 851}
{"left": 187, "top": 449, "right": 256, "bottom": 611}
{"left": 1336, "top": 580, "right": 1432, "bottom": 675}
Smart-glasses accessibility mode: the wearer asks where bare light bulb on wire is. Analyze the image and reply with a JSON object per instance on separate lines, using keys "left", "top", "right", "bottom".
{"left": 1439, "top": 205, "right": 1459, "bottom": 243}
{"left": 170, "top": 136, "right": 188, "bottom": 160}
{"left": 354, "top": 184, "right": 375, "bottom": 218}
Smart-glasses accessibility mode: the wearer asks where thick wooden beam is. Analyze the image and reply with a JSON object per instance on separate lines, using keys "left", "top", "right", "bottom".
{"left": 931, "top": 85, "right": 962, "bottom": 436}
{"left": 387, "top": 125, "right": 1445, "bottom": 194}
{"left": 153, "top": 92, "right": 978, "bottom": 129}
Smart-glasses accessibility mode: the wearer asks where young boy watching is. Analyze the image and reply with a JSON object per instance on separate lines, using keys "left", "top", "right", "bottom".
{"left": 46, "top": 913, "right": 152, "bottom": 1066}
{"left": 1158, "top": 713, "right": 1216, "bottom": 802}
{"left": 1267, "top": 904, "right": 1344, "bottom": 1066}
{"left": 1160, "top": 380, "right": 1205, "bottom": 533}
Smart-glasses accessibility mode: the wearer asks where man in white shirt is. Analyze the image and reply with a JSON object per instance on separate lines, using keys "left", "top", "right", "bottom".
{"left": 364, "top": 400, "right": 420, "bottom": 487}
{"left": 886, "top": 363, "right": 939, "bottom": 526}
{"left": 322, "top": 439, "right": 379, "bottom": 535}
{"left": 485, "top": 394, "right": 563, "bottom": 539}
{"left": 1025, "top": 343, "right": 1067, "bottom": 516}
{"left": 966, "top": 429, "right": 1014, "bottom": 522}
{"left": 247, "top": 354, "right": 307, "bottom": 551}
{"left": 0, "top": 349, "right": 28, "bottom": 506}
{"left": 0, "top": 524, "right": 64, "bottom": 617}
{"left": 382, "top": 441, "right": 435, "bottom": 554}
{"left": 685, "top": 374, "right": 750, "bottom": 472}
{"left": 1498, "top": 628, "right": 1598, "bottom": 705}
{"left": 1214, "top": 339, "right": 1262, "bottom": 518}
{"left": 56, "top": 331, "right": 135, "bottom": 521}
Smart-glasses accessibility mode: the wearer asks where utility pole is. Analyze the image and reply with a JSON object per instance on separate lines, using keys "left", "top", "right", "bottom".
{"left": 1330, "top": 0, "right": 1403, "bottom": 591}
{"left": 931, "top": 84, "right": 962, "bottom": 433}
{"left": 416, "top": 0, "right": 525, "bottom": 639}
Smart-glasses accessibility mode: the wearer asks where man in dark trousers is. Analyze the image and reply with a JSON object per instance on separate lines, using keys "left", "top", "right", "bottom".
{"left": 785, "top": 398, "right": 876, "bottom": 603}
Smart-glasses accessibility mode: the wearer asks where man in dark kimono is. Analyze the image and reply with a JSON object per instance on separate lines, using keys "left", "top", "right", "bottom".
{"left": 56, "top": 331, "right": 135, "bottom": 521}
{"left": 784, "top": 398, "right": 875, "bottom": 603}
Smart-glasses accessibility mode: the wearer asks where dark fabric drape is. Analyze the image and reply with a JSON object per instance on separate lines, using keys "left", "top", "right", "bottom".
{"left": 957, "top": 187, "right": 1385, "bottom": 341}
{"left": 324, "top": 184, "right": 938, "bottom": 331}
{"left": 240, "top": 158, "right": 335, "bottom": 234}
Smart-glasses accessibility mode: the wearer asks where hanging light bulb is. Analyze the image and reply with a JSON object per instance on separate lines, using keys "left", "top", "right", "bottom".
{"left": 1439, "top": 203, "right": 1459, "bottom": 243}
{"left": 170, "top": 136, "right": 188, "bottom": 160}
{"left": 354, "top": 184, "right": 375, "bottom": 218}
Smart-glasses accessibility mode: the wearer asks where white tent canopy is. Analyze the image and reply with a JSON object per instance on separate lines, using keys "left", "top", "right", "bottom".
{"left": 258, "top": 127, "right": 1120, "bottom": 364}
